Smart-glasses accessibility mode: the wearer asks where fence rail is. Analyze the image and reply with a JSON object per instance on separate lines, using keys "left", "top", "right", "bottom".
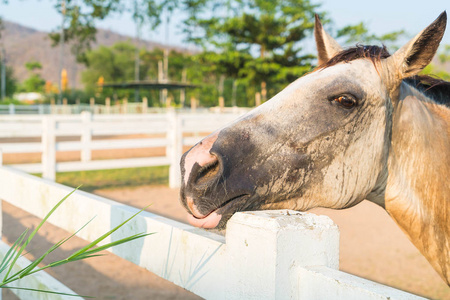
{"left": 0, "top": 166, "right": 425, "bottom": 300}
{"left": 0, "top": 111, "right": 243, "bottom": 187}
{"left": 0, "top": 104, "right": 251, "bottom": 115}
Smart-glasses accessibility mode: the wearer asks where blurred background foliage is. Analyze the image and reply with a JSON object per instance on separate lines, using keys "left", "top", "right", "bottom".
{"left": 0, "top": 0, "right": 449, "bottom": 106}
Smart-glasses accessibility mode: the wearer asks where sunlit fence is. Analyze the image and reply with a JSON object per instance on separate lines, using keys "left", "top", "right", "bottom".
{"left": 0, "top": 111, "right": 245, "bottom": 187}
{"left": 0, "top": 103, "right": 251, "bottom": 115}
{"left": 0, "top": 166, "right": 426, "bottom": 299}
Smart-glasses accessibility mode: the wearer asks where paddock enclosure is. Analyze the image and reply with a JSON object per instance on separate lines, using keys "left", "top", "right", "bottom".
{"left": 0, "top": 110, "right": 447, "bottom": 299}
{"left": 0, "top": 110, "right": 247, "bottom": 186}
{"left": 0, "top": 166, "right": 429, "bottom": 300}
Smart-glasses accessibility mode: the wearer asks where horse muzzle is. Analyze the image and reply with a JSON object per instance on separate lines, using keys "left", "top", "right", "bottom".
{"left": 179, "top": 130, "right": 255, "bottom": 229}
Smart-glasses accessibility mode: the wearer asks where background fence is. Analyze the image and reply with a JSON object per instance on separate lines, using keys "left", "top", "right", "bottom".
{"left": 0, "top": 111, "right": 245, "bottom": 187}
{"left": 0, "top": 166, "right": 426, "bottom": 299}
{"left": 0, "top": 103, "right": 251, "bottom": 115}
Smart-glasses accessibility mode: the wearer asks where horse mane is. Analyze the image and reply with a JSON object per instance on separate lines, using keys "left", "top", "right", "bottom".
{"left": 318, "top": 45, "right": 450, "bottom": 108}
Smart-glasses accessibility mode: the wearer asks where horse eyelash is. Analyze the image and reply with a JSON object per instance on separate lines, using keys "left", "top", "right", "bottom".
{"left": 328, "top": 94, "right": 358, "bottom": 108}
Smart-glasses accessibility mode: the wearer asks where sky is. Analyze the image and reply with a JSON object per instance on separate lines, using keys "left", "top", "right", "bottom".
{"left": 0, "top": 0, "right": 449, "bottom": 48}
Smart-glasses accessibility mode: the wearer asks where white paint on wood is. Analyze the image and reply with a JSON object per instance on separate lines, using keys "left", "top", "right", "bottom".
{"left": 1, "top": 112, "right": 247, "bottom": 182}
{"left": 55, "top": 157, "right": 170, "bottom": 172}
{"left": 298, "top": 266, "right": 426, "bottom": 300}
{"left": 41, "top": 116, "right": 56, "bottom": 181}
{"left": 0, "top": 241, "right": 77, "bottom": 299}
{"left": 81, "top": 111, "right": 92, "bottom": 162}
{"left": 168, "top": 111, "right": 183, "bottom": 188}
{"left": 0, "top": 167, "right": 426, "bottom": 300}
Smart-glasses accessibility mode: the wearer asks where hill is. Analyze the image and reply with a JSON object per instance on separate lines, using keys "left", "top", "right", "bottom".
{"left": 1, "top": 20, "right": 190, "bottom": 89}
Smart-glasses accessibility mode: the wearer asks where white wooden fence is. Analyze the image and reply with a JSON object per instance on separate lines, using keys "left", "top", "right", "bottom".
{"left": 0, "top": 104, "right": 251, "bottom": 115}
{"left": 0, "top": 112, "right": 244, "bottom": 187}
{"left": 0, "top": 166, "right": 426, "bottom": 299}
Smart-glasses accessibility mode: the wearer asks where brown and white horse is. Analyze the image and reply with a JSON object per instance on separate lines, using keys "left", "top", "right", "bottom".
{"left": 180, "top": 13, "right": 450, "bottom": 285}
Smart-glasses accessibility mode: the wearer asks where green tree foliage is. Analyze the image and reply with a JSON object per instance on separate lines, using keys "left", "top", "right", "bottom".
{"left": 81, "top": 42, "right": 221, "bottom": 106}
{"left": 49, "top": 0, "right": 122, "bottom": 62}
{"left": 0, "top": 62, "right": 17, "bottom": 97}
{"left": 0, "top": 16, "right": 17, "bottom": 98}
{"left": 49, "top": 0, "right": 164, "bottom": 63}
{"left": 25, "top": 61, "right": 42, "bottom": 71}
{"left": 20, "top": 61, "right": 45, "bottom": 93}
{"left": 438, "top": 44, "right": 450, "bottom": 64}
{"left": 336, "top": 22, "right": 406, "bottom": 50}
{"left": 0, "top": 16, "right": 3, "bottom": 39}
{"left": 82, "top": 42, "right": 138, "bottom": 93}
{"left": 183, "top": 0, "right": 325, "bottom": 101}
{"left": 421, "top": 44, "right": 450, "bottom": 81}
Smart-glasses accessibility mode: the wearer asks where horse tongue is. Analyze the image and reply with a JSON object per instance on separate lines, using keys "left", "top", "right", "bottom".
{"left": 187, "top": 212, "right": 222, "bottom": 228}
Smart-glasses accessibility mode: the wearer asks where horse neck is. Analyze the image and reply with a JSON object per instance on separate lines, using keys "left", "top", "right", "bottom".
{"left": 385, "top": 82, "right": 450, "bottom": 284}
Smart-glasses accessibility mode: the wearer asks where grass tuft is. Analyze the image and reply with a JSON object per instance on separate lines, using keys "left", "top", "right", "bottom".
{"left": 0, "top": 188, "right": 152, "bottom": 297}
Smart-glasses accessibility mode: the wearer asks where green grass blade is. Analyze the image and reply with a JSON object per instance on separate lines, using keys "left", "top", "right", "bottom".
{"left": 0, "top": 187, "right": 152, "bottom": 298}
{"left": 3, "top": 286, "right": 92, "bottom": 298}
{"left": 9, "top": 216, "right": 96, "bottom": 280}
{"left": 66, "top": 205, "right": 150, "bottom": 261}
{"left": 24, "top": 254, "right": 106, "bottom": 278}
{"left": 78, "top": 232, "right": 154, "bottom": 258}
{"left": 0, "top": 229, "right": 29, "bottom": 274}
{"left": 3, "top": 187, "right": 79, "bottom": 281}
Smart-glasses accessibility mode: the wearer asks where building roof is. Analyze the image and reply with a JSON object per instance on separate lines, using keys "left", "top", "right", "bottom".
{"left": 102, "top": 81, "right": 199, "bottom": 90}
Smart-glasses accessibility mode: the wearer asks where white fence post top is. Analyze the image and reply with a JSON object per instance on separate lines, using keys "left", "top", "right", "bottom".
{"left": 224, "top": 210, "right": 340, "bottom": 300}
{"left": 228, "top": 209, "right": 338, "bottom": 231}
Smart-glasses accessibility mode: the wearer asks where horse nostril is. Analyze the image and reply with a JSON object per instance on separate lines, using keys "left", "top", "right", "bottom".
{"left": 195, "top": 156, "right": 220, "bottom": 185}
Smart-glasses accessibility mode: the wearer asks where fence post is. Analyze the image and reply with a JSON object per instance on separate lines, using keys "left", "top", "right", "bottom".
{"left": 50, "top": 98, "right": 56, "bottom": 114}
{"left": 81, "top": 111, "right": 92, "bottom": 162}
{"left": 190, "top": 97, "right": 197, "bottom": 112}
{"left": 105, "top": 97, "right": 111, "bottom": 114}
{"left": 63, "top": 98, "right": 70, "bottom": 114}
{"left": 38, "top": 104, "right": 44, "bottom": 115}
{"left": 224, "top": 210, "right": 340, "bottom": 300}
{"left": 219, "top": 96, "right": 225, "bottom": 112}
{"left": 255, "top": 92, "right": 261, "bottom": 107}
{"left": 168, "top": 111, "right": 182, "bottom": 188}
{"left": 42, "top": 116, "right": 56, "bottom": 181}
{"left": 8, "top": 104, "right": 14, "bottom": 115}
{"left": 142, "top": 97, "right": 148, "bottom": 114}
{"left": 122, "top": 98, "right": 128, "bottom": 114}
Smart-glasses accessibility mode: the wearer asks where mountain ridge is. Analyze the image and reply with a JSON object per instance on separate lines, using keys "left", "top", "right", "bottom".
{"left": 0, "top": 20, "right": 190, "bottom": 89}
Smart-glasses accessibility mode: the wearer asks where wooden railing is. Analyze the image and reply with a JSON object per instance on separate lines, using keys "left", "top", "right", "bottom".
{"left": 0, "top": 166, "right": 426, "bottom": 300}
{"left": 0, "top": 112, "right": 243, "bottom": 187}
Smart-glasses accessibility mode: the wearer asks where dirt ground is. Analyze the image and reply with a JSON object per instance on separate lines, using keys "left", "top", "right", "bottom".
{"left": 2, "top": 185, "right": 449, "bottom": 300}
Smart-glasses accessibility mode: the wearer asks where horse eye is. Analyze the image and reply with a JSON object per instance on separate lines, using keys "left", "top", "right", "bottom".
{"left": 333, "top": 95, "right": 357, "bottom": 108}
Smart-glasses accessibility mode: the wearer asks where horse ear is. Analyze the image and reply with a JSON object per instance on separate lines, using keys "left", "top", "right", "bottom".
{"left": 314, "top": 14, "right": 343, "bottom": 65}
{"left": 384, "top": 11, "right": 447, "bottom": 85}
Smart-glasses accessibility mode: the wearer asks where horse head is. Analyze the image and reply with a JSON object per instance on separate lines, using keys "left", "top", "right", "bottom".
{"left": 179, "top": 12, "right": 447, "bottom": 230}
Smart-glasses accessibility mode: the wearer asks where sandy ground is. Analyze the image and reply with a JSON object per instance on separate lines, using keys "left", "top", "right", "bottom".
{"left": 3, "top": 185, "right": 448, "bottom": 300}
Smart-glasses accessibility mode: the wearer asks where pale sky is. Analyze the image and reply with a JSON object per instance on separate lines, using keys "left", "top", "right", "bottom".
{"left": 0, "top": 0, "right": 449, "bottom": 47}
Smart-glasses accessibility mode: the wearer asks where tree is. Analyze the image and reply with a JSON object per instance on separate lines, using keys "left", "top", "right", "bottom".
{"left": 183, "top": 0, "right": 325, "bottom": 102}
{"left": 336, "top": 22, "right": 406, "bottom": 50}
{"left": 48, "top": 0, "right": 164, "bottom": 62}
{"left": 48, "top": 1, "right": 122, "bottom": 59}
{"left": 421, "top": 44, "right": 450, "bottom": 80}
{"left": 81, "top": 41, "right": 222, "bottom": 106}
{"left": 0, "top": 62, "right": 17, "bottom": 98}
{"left": 82, "top": 42, "right": 137, "bottom": 93}
{"left": 20, "top": 61, "right": 45, "bottom": 93}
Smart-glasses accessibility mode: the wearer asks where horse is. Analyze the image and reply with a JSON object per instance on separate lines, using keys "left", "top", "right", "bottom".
{"left": 179, "top": 12, "right": 450, "bottom": 285}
